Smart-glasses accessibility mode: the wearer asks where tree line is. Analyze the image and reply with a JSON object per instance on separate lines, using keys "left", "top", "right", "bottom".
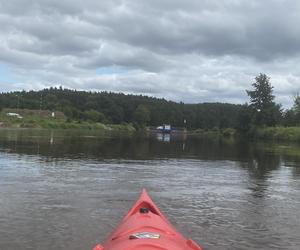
{"left": 0, "top": 87, "right": 240, "bottom": 129}
{"left": 0, "top": 74, "right": 299, "bottom": 130}
{"left": 237, "top": 73, "right": 300, "bottom": 132}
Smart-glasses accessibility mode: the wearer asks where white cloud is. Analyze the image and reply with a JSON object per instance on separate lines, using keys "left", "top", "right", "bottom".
{"left": 0, "top": 0, "right": 300, "bottom": 108}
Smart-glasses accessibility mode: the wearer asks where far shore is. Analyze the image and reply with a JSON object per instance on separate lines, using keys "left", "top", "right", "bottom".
{"left": 189, "top": 126, "right": 300, "bottom": 142}
{"left": 2, "top": 108, "right": 300, "bottom": 141}
{"left": 2, "top": 121, "right": 300, "bottom": 143}
{"left": 0, "top": 119, "right": 136, "bottom": 132}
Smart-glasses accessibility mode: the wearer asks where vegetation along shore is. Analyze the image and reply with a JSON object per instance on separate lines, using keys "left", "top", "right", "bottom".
{"left": 0, "top": 108, "right": 135, "bottom": 131}
{"left": 1, "top": 73, "right": 300, "bottom": 141}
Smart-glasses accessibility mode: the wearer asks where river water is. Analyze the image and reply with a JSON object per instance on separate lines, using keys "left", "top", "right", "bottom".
{"left": 0, "top": 129, "right": 299, "bottom": 250}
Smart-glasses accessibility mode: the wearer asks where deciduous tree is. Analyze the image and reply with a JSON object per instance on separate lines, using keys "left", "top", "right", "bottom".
{"left": 133, "top": 105, "right": 150, "bottom": 126}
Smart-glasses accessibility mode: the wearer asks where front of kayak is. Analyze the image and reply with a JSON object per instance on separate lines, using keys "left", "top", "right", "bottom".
{"left": 93, "top": 189, "right": 203, "bottom": 250}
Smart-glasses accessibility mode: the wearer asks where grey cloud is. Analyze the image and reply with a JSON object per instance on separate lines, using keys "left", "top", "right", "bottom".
{"left": 0, "top": 0, "right": 300, "bottom": 108}
{"left": 2, "top": 0, "right": 300, "bottom": 61}
{"left": 80, "top": 41, "right": 170, "bottom": 72}
{"left": 79, "top": 0, "right": 300, "bottom": 60}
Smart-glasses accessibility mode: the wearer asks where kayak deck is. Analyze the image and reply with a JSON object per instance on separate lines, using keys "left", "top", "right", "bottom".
{"left": 93, "top": 189, "right": 203, "bottom": 250}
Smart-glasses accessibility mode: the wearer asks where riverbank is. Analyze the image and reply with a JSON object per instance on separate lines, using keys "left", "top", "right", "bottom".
{"left": 189, "top": 127, "right": 236, "bottom": 137}
{"left": 189, "top": 126, "right": 300, "bottom": 142}
{"left": 2, "top": 109, "right": 300, "bottom": 140}
{"left": 254, "top": 126, "right": 300, "bottom": 141}
{"left": 0, "top": 109, "right": 135, "bottom": 132}
{"left": 0, "top": 119, "right": 135, "bottom": 131}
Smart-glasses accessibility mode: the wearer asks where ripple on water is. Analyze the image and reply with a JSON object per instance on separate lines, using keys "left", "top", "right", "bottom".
{"left": 0, "top": 135, "right": 300, "bottom": 250}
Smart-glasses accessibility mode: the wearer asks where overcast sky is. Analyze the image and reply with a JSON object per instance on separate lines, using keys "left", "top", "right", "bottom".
{"left": 1, "top": 0, "right": 300, "bottom": 108}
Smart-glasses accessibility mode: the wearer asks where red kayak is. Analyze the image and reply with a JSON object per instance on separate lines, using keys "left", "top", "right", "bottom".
{"left": 93, "top": 189, "right": 203, "bottom": 250}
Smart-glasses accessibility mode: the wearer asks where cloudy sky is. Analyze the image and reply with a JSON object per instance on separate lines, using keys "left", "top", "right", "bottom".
{"left": 1, "top": 0, "right": 300, "bottom": 107}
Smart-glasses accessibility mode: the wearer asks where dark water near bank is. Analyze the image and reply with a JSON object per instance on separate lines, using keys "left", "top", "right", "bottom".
{"left": 0, "top": 129, "right": 299, "bottom": 250}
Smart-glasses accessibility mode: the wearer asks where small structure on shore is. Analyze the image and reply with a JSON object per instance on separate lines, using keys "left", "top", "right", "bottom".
{"left": 6, "top": 113, "right": 23, "bottom": 119}
{"left": 148, "top": 124, "right": 186, "bottom": 134}
{"left": 156, "top": 124, "right": 171, "bottom": 133}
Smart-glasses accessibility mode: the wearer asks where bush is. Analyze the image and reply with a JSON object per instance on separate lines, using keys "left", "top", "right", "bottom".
{"left": 256, "top": 126, "right": 300, "bottom": 141}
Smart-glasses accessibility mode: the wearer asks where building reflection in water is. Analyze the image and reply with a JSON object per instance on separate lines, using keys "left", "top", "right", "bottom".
{"left": 156, "top": 133, "right": 170, "bottom": 142}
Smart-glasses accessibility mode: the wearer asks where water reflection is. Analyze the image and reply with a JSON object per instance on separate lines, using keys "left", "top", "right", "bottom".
{"left": 0, "top": 129, "right": 300, "bottom": 167}
{"left": 0, "top": 129, "right": 300, "bottom": 250}
{"left": 156, "top": 132, "right": 171, "bottom": 142}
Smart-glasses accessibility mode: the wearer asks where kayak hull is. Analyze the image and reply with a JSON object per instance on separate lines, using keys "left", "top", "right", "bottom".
{"left": 93, "top": 189, "right": 203, "bottom": 250}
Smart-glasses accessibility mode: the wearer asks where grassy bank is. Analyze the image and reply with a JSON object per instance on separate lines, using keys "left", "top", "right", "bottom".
{"left": 2, "top": 108, "right": 300, "bottom": 140}
{"left": 189, "top": 126, "right": 300, "bottom": 142}
{"left": 0, "top": 108, "right": 135, "bottom": 132}
{"left": 255, "top": 126, "right": 300, "bottom": 141}
{"left": 189, "top": 127, "right": 236, "bottom": 138}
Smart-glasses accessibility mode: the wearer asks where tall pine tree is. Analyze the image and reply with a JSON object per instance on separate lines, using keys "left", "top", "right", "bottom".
{"left": 246, "top": 73, "right": 282, "bottom": 126}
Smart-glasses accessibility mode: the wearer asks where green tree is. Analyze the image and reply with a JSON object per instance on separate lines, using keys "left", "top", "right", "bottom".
{"left": 290, "top": 94, "right": 300, "bottom": 125}
{"left": 292, "top": 94, "right": 300, "bottom": 113}
{"left": 44, "top": 94, "right": 58, "bottom": 110}
{"left": 83, "top": 110, "right": 105, "bottom": 122}
{"left": 0, "top": 88, "right": 243, "bottom": 129}
{"left": 133, "top": 105, "right": 150, "bottom": 126}
{"left": 246, "top": 73, "right": 282, "bottom": 126}
{"left": 107, "top": 104, "right": 124, "bottom": 123}
{"left": 283, "top": 109, "right": 296, "bottom": 126}
{"left": 63, "top": 106, "right": 81, "bottom": 120}
{"left": 236, "top": 104, "right": 253, "bottom": 132}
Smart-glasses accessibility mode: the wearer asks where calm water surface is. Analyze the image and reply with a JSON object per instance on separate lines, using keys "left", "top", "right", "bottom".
{"left": 0, "top": 129, "right": 299, "bottom": 250}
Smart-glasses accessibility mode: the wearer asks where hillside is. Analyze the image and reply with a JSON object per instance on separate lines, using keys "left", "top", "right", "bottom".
{"left": 0, "top": 88, "right": 241, "bottom": 129}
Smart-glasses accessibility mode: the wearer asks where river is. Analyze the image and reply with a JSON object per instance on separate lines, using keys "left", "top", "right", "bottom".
{"left": 0, "top": 129, "right": 299, "bottom": 250}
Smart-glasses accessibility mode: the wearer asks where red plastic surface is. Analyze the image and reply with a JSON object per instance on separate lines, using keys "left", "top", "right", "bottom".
{"left": 93, "top": 189, "right": 203, "bottom": 250}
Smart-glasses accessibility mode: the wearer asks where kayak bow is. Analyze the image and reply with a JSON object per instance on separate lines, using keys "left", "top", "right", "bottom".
{"left": 93, "top": 189, "right": 203, "bottom": 250}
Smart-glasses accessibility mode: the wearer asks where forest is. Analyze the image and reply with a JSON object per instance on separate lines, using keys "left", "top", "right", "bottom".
{"left": 0, "top": 87, "right": 241, "bottom": 129}
{"left": 0, "top": 74, "right": 300, "bottom": 131}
